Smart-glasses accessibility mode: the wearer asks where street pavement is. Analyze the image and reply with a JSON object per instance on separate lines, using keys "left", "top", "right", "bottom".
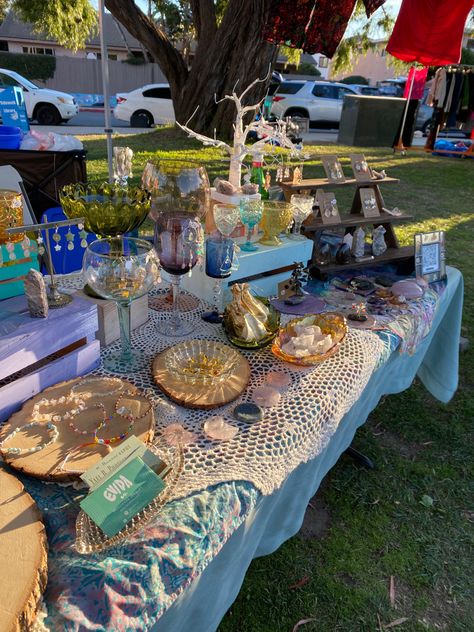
{"left": 32, "top": 110, "right": 432, "bottom": 147}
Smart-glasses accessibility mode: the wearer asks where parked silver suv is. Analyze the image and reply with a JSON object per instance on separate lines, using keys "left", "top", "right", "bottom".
{"left": 270, "top": 80, "right": 358, "bottom": 126}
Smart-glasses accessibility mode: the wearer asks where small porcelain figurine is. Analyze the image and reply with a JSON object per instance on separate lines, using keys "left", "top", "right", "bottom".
{"left": 372, "top": 225, "right": 387, "bottom": 256}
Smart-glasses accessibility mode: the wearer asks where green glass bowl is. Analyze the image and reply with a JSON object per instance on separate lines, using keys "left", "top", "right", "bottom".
{"left": 222, "top": 297, "right": 281, "bottom": 349}
{"left": 60, "top": 182, "right": 151, "bottom": 237}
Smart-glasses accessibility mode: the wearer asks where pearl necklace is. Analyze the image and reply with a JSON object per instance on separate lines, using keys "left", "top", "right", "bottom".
{"left": 0, "top": 421, "right": 59, "bottom": 455}
{"left": 32, "top": 395, "right": 86, "bottom": 422}
{"left": 70, "top": 376, "right": 129, "bottom": 398}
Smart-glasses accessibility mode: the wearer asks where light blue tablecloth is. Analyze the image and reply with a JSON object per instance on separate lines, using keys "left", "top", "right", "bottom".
{"left": 15, "top": 267, "right": 462, "bottom": 632}
{"left": 155, "top": 266, "right": 464, "bottom": 632}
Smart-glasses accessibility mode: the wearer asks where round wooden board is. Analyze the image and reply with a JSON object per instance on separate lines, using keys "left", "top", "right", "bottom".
{"left": 152, "top": 348, "right": 251, "bottom": 410}
{"left": 0, "top": 377, "right": 155, "bottom": 482}
{"left": 0, "top": 467, "right": 47, "bottom": 632}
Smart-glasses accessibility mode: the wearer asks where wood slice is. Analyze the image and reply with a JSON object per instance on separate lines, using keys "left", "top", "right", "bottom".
{"left": 0, "top": 467, "right": 47, "bottom": 632}
{"left": 0, "top": 377, "right": 155, "bottom": 482}
{"left": 152, "top": 348, "right": 250, "bottom": 410}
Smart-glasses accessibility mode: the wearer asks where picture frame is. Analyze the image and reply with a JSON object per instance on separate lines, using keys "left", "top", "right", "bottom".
{"left": 414, "top": 231, "right": 446, "bottom": 283}
{"left": 321, "top": 155, "right": 345, "bottom": 183}
{"left": 350, "top": 154, "right": 372, "bottom": 182}
{"left": 316, "top": 190, "right": 341, "bottom": 225}
{"left": 359, "top": 187, "right": 380, "bottom": 218}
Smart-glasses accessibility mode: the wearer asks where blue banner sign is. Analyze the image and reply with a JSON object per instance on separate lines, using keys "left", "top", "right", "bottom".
{"left": 0, "top": 87, "right": 29, "bottom": 132}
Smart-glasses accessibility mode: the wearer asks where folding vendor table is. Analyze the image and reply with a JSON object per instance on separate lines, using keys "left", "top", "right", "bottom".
{"left": 12, "top": 265, "right": 463, "bottom": 632}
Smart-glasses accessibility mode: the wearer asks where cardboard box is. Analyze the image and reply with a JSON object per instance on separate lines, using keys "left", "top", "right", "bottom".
{"left": 75, "top": 290, "right": 149, "bottom": 347}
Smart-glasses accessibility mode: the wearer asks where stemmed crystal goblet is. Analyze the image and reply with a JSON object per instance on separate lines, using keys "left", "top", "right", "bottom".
{"left": 289, "top": 194, "right": 314, "bottom": 240}
{"left": 83, "top": 237, "right": 161, "bottom": 373}
{"left": 239, "top": 197, "right": 263, "bottom": 252}
{"left": 202, "top": 204, "right": 240, "bottom": 323}
{"left": 143, "top": 159, "right": 210, "bottom": 337}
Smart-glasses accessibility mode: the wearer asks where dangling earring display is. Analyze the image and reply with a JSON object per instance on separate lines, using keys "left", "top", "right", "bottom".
{"left": 65, "top": 229, "right": 75, "bottom": 251}
{"left": 52, "top": 226, "right": 62, "bottom": 252}
{"left": 37, "top": 233, "right": 45, "bottom": 256}
{"left": 78, "top": 223, "right": 88, "bottom": 248}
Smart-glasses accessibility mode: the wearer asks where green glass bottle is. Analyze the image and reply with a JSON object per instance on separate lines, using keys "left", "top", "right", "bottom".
{"left": 250, "top": 154, "right": 269, "bottom": 200}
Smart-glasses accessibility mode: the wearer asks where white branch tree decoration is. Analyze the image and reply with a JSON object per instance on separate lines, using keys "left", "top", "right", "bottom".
{"left": 177, "top": 73, "right": 302, "bottom": 189}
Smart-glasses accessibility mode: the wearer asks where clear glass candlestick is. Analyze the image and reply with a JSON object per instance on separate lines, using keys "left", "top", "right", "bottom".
{"left": 83, "top": 237, "right": 160, "bottom": 373}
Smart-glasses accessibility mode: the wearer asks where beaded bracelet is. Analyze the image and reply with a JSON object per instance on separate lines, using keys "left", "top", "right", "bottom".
{"left": 32, "top": 395, "right": 86, "bottom": 422}
{"left": 68, "top": 403, "right": 108, "bottom": 436}
{"left": 93, "top": 412, "right": 134, "bottom": 446}
{"left": 0, "top": 421, "right": 59, "bottom": 456}
{"left": 70, "top": 376, "right": 128, "bottom": 398}
{"left": 115, "top": 394, "right": 152, "bottom": 421}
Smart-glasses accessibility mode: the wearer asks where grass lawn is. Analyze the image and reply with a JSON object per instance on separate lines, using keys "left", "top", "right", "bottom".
{"left": 84, "top": 128, "right": 474, "bottom": 632}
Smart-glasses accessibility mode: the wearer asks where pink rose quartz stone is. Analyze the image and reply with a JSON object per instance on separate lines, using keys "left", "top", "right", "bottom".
{"left": 203, "top": 416, "right": 239, "bottom": 441}
{"left": 252, "top": 386, "right": 281, "bottom": 408}
{"left": 264, "top": 371, "right": 292, "bottom": 390}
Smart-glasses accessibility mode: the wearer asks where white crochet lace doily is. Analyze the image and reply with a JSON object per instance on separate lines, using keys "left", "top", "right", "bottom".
{"left": 57, "top": 274, "right": 386, "bottom": 498}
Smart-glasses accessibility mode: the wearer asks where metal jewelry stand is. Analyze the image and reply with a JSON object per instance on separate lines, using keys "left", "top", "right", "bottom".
{"left": 6, "top": 216, "right": 85, "bottom": 308}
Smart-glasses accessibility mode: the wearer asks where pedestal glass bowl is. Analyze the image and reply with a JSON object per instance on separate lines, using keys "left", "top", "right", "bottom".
{"left": 239, "top": 197, "right": 263, "bottom": 252}
{"left": 289, "top": 194, "right": 314, "bottom": 240}
{"left": 61, "top": 182, "right": 150, "bottom": 237}
{"left": 83, "top": 237, "right": 160, "bottom": 373}
{"left": 143, "top": 160, "right": 210, "bottom": 337}
{"left": 164, "top": 340, "right": 240, "bottom": 387}
{"left": 259, "top": 201, "right": 293, "bottom": 247}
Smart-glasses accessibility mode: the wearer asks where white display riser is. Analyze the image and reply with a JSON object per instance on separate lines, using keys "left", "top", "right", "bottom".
{"left": 181, "top": 236, "right": 313, "bottom": 309}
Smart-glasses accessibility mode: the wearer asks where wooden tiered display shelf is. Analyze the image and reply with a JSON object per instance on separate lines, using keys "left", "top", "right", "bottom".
{"left": 281, "top": 175, "right": 415, "bottom": 276}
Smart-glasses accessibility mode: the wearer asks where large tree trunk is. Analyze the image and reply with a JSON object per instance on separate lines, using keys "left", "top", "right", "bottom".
{"left": 105, "top": 0, "right": 277, "bottom": 137}
{"left": 176, "top": 0, "right": 277, "bottom": 137}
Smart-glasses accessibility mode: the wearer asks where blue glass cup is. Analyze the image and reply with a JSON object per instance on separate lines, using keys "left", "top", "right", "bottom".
{"left": 202, "top": 236, "right": 234, "bottom": 323}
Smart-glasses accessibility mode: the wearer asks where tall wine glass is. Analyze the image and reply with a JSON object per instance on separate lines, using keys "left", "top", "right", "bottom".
{"left": 202, "top": 204, "right": 240, "bottom": 323}
{"left": 144, "top": 159, "right": 210, "bottom": 337}
{"left": 289, "top": 194, "right": 314, "bottom": 240}
{"left": 83, "top": 237, "right": 160, "bottom": 373}
{"left": 201, "top": 236, "right": 234, "bottom": 323}
{"left": 239, "top": 197, "right": 263, "bottom": 252}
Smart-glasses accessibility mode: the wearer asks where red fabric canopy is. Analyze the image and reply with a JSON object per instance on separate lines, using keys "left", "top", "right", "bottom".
{"left": 387, "top": 0, "right": 474, "bottom": 66}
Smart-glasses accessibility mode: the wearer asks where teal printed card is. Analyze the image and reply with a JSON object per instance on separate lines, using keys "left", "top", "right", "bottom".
{"left": 80, "top": 457, "right": 166, "bottom": 537}
{"left": 80, "top": 435, "right": 166, "bottom": 491}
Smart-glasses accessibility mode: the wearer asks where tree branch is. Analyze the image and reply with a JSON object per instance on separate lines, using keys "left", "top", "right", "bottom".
{"left": 105, "top": 0, "right": 188, "bottom": 91}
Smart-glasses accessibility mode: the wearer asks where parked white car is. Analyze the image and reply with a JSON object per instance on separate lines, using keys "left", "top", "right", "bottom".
{"left": 0, "top": 68, "right": 78, "bottom": 125}
{"left": 270, "top": 80, "right": 358, "bottom": 125}
{"left": 114, "top": 84, "right": 175, "bottom": 127}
